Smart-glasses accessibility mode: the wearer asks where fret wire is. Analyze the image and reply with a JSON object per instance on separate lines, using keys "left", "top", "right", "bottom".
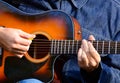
{"left": 54, "top": 40, "right": 56, "bottom": 54}
{"left": 60, "top": 40, "right": 63, "bottom": 54}
{"left": 57, "top": 40, "right": 59, "bottom": 54}
{"left": 76, "top": 40, "right": 79, "bottom": 54}
{"left": 68, "top": 40, "right": 70, "bottom": 54}
{"left": 72, "top": 40, "right": 74, "bottom": 54}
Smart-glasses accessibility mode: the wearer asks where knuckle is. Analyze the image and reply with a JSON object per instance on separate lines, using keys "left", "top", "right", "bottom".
{"left": 14, "top": 38, "right": 19, "bottom": 43}
{"left": 24, "top": 46, "right": 29, "bottom": 52}
{"left": 17, "top": 29, "right": 22, "bottom": 32}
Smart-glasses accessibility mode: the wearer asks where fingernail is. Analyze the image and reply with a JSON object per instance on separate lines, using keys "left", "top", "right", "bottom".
{"left": 17, "top": 55, "right": 24, "bottom": 58}
{"left": 29, "top": 34, "right": 36, "bottom": 40}
{"left": 32, "top": 34, "right": 36, "bottom": 38}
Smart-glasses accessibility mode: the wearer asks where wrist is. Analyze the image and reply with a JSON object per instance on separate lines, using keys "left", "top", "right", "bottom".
{"left": 0, "top": 26, "right": 5, "bottom": 47}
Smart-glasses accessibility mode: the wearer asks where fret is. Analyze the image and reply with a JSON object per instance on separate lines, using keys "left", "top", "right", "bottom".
{"left": 118, "top": 43, "right": 120, "bottom": 54}
{"left": 98, "top": 41, "right": 103, "bottom": 54}
{"left": 104, "top": 41, "right": 109, "bottom": 54}
{"left": 115, "top": 41, "right": 117, "bottom": 54}
{"left": 108, "top": 41, "right": 111, "bottom": 54}
{"left": 110, "top": 41, "right": 116, "bottom": 54}
{"left": 102, "top": 41, "right": 104, "bottom": 54}
{"left": 54, "top": 40, "right": 57, "bottom": 54}
{"left": 76, "top": 40, "right": 79, "bottom": 54}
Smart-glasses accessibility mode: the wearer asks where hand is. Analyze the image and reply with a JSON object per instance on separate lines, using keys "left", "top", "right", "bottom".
{"left": 0, "top": 27, "right": 35, "bottom": 58}
{"left": 77, "top": 35, "right": 101, "bottom": 72}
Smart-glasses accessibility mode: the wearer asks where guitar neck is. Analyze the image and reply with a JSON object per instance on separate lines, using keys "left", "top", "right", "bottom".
{"left": 50, "top": 40, "right": 120, "bottom": 55}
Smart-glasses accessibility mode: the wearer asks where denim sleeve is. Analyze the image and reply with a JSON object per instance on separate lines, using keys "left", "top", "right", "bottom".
{"left": 80, "top": 61, "right": 120, "bottom": 83}
{"left": 98, "top": 62, "right": 120, "bottom": 83}
{"left": 80, "top": 64, "right": 101, "bottom": 83}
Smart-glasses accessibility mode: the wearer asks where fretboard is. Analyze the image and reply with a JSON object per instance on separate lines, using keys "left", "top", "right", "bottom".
{"left": 50, "top": 40, "right": 120, "bottom": 55}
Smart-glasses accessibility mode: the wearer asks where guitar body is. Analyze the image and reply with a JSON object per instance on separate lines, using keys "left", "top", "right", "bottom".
{"left": 0, "top": 7, "right": 81, "bottom": 83}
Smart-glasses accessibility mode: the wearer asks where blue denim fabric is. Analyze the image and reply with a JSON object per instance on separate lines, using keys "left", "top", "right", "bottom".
{"left": 0, "top": 0, "right": 120, "bottom": 83}
{"left": 19, "top": 78, "right": 43, "bottom": 83}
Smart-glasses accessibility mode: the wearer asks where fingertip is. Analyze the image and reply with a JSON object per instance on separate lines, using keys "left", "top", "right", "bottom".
{"left": 82, "top": 39, "right": 86, "bottom": 42}
{"left": 16, "top": 55, "right": 24, "bottom": 58}
{"left": 32, "top": 34, "right": 36, "bottom": 38}
{"left": 81, "top": 39, "right": 87, "bottom": 47}
{"left": 28, "top": 34, "right": 36, "bottom": 41}
{"left": 89, "top": 35, "right": 95, "bottom": 40}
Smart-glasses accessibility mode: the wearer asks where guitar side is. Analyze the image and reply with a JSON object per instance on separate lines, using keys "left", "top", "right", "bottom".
{"left": 0, "top": 9, "right": 81, "bottom": 82}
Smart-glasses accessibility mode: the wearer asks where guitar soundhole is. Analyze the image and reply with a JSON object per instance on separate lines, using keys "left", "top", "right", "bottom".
{"left": 28, "top": 34, "right": 50, "bottom": 59}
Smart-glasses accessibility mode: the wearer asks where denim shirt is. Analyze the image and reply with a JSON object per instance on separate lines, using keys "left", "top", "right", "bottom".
{"left": 0, "top": 0, "right": 120, "bottom": 83}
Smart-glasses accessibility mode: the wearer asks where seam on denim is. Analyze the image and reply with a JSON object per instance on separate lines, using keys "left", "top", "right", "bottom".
{"left": 71, "top": 0, "right": 88, "bottom": 9}
{"left": 113, "top": 0, "right": 120, "bottom": 6}
{"left": 113, "top": 29, "right": 120, "bottom": 40}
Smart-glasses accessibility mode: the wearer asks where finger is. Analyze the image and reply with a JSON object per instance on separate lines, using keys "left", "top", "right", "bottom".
{"left": 89, "top": 35, "right": 95, "bottom": 41}
{"left": 81, "top": 39, "right": 89, "bottom": 52}
{"left": 78, "top": 48, "right": 89, "bottom": 68}
{"left": 87, "top": 56, "right": 98, "bottom": 68}
{"left": 11, "top": 44, "right": 30, "bottom": 53}
{"left": 88, "top": 41, "right": 101, "bottom": 64}
{"left": 19, "top": 30, "right": 36, "bottom": 39}
{"left": 18, "top": 38, "right": 32, "bottom": 46}
{"left": 12, "top": 49, "right": 26, "bottom": 55}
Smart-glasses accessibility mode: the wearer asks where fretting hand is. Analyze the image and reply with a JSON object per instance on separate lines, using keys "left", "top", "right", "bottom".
{"left": 77, "top": 35, "right": 101, "bottom": 72}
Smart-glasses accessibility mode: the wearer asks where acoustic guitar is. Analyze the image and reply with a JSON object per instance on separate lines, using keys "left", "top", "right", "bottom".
{"left": 0, "top": 4, "right": 120, "bottom": 83}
